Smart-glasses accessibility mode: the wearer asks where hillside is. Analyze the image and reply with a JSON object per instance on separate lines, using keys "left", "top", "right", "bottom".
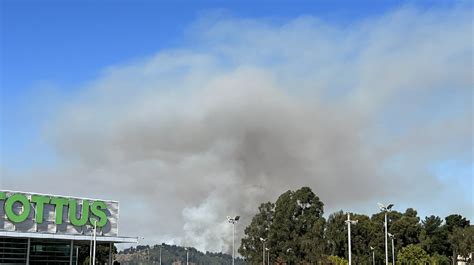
{"left": 116, "top": 244, "right": 247, "bottom": 265}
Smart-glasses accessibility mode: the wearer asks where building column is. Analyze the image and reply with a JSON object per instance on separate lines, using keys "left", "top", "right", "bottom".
{"left": 109, "top": 242, "right": 113, "bottom": 265}
{"left": 70, "top": 240, "right": 74, "bottom": 265}
{"left": 26, "top": 238, "right": 31, "bottom": 265}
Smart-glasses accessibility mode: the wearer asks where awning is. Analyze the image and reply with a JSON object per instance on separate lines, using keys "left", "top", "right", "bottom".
{"left": 0, "top": 230, "right": 138, "bottom": 243}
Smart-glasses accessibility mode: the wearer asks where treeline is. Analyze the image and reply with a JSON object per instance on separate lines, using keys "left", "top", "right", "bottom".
{"left": 117, "top": 244, "right": 246, "bottom": 265}
{"left": 239, "top": 187, "right": 473, "bottom": 264}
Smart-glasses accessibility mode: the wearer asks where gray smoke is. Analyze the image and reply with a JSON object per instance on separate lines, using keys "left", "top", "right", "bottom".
{"left": 3, "top": 6, "right": 472, "bottom": 252}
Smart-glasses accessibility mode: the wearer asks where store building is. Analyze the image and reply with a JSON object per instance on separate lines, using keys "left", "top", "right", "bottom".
{"left": 0, "top": 190, "right": 137, "bottom": 264}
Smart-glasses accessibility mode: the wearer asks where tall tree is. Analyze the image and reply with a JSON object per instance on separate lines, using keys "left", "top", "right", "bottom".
{"left": 390, "top": 208, "right": 422, "bottom": 248}
{"left": 445, "top": 214, "right": 470, "bottom": 232}
{"left": 268, "top": 187, "right": 326, "bottom": 263}
{"left": 326, "top": 211, "right": 347, "bottom": 258}
{"left": 397, "top": 244, "right": 430, "bottom": 264}
{"left": 370, "top": 210, "right": 402, "bottom": 263}
{"left": 239, "top": 202, "right": 274, "bottom": 264}
{"left": 419, "top": 215, "right": 449, "bottom": 257}
{"left": 350, "top": 213, "right": 375, "bottom": 264}
{"left": 448, "top": 226, "right": 474, "bottom": 264}
{"left": 445, "top": 214, "right": 471, "bottom": 263}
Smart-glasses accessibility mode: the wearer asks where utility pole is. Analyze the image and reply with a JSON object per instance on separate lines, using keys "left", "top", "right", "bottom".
{"left": 378, "top": 203, "right": 394, "bottom": 265}
{"left": 227, "top": 216, "right": 240, "bottom": 265}
{"left": 388, "top": 233, "right": 396, "bottom": 265}
{"left": 345, "top": 213, "right": 358, "bottom": 265}
{"left": 260, "top": 238, "right": 266, "bottom": 265}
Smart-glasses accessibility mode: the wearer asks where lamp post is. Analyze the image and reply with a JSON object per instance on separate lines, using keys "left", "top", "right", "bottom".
{"left": 378, "top": 203, "right": 394, "bottom": 265}
{"left": 370, "top": 246, "right": 375, "bottom": 265}
{"left": 227, "top": 216, "right": 240, "bottom": 265}
{"left": 388, "top": 233, "right": 395, "bottom": 265}
{"left": 260, "top": 238, "right": 266, "bottom": 265}
{"left": 286, "top": 248, "right": 292, "bottom": 265}
{"left": 265, "top": 248, "right": 270, "bottom": 265}
{"left": 93, "top": 220, "right": 97, "bottom": 265}
{"left": 159, "top": 243, "right": 163, "bottom": 265}
{"left": 345, "top": 213, "right": 358, "bottom": 265}
{"left": 185, "top": 247, "right": 189, "bottom": 265}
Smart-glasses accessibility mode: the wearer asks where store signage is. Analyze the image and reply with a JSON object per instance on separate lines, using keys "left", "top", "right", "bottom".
{"left": 0, "top": 190, "right": 119, "bottom": 236}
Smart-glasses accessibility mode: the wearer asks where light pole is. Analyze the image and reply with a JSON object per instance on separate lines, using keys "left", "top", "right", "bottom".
{"left": 76, "top": 247, "right": 79, "bottom": 265}
{"left": 286, "top": 248, "right": 292, "bottom": 265}
{"left": 227, "top": 216, "right": 240, "bottom": 265}
{"left": 378, "top": 203, "right": 394, "bottom": 265}
{"left": 159, "top": 243, "right": 163, "bottom": 265}
{"left": 388, "top": 233, "right": 395, "bottom": 265}
{"left": 260, "top": 237, "right": 266, "bottom": 265}
{"left": 91, "top": 219, "right": 97, "bottom": 265}
{"left": 185, "top": 247, "right": 189, "bottom": 265}
{"left": 265, "top": 248, "right": 270, "bottom": 265}
{"left": 345, "top": 213, "right": 358, "bottom": 265}
{"left": 370, "top": 246, "right": 375, "bottom": 265}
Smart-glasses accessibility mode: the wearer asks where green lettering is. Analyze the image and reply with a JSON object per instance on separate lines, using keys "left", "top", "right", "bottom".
{"left": 30, "top": 195, "right": 50, "bottom": 224}
{"left": 50, "top": 197, "right": 68, "bottom": 225}
{"left": 90, "top": 201, "right": 108, "bottom": 228}
{"left": 0, "top": 192, "right": 6, "bottom": 200}
{"left": 69, "top": 199, "right": 89, "bottom": 226}
{"left": 5, "top": 194, "right": 31, "bottom": 223}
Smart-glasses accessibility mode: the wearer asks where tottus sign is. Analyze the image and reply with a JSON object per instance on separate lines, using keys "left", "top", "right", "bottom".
{"left": 0, "top": 190, "right": 119, "bottom": 236}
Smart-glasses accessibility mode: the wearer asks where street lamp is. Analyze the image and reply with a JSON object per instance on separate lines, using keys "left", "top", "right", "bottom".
{"left": 286, "top": 248, "right": 292, "bottom": 265}
{"left": 260, "top": 237, "right": 266, "bottom": 265}
{"left": 159, "top": 243, "right": 164, "bottom": 265}
{"left": 227, "top": 215, "right": 240, "bottom": 265}
{"left": 345, "top": 213, "right": 358, "bottom": 265}
{"left": 185, "top": 247, "right": 189, "bottom": 265}
{"left": 265, "top": 248, "right": 270, "bottom": 265}
{"left": 388, "top": 233, "right": 395, "bottom": 265}
{"left": 86, "top": 219, "right": 98, "bottom": 265}
{"left": 378, "top": 203, "right": 394, "bottom": 265}
{"left": 370, "top": 246, "right": 375, "bottom": 265}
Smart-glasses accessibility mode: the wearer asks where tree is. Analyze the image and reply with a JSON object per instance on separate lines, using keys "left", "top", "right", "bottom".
{"left": 350, "top": 213, "right": 375, "bottom": 264}
{"left": 326, "top": 255, "right": 348, "bottom": 265}
{"left": 445, "top": 214, "right": 471, "bottom": 263}
{"left": 445, "top": 214, "right": 470, "bottom": 232}
{"left": 390, "top": 208, "right": 422, "bottom": 250}
{"left": 240, "top": 187, "right": 325, "bottom": 264}
{"left": 448, "top": 226, "right": 474, "bottom": 264}
{"left": 239, "top": 201, "right": 274, "bottom": 264}
{"left": 419, "top": 215, "right": 449, "bottom": 257}
{"left": 326, "top": 211, "right": 347, "bottom": 258}
{"left": 397, "top": 244, "right": 430, "bottom": 264}
{"left": 370, "top": 210, "right": 402, "bottom": 263}
{"left": 268, "top": 187, "right": 326, "bottom": 263}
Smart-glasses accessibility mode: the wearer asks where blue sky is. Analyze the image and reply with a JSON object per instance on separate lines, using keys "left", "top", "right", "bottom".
{"left": 1, "top": 0, "right": 472, "bottom": 250}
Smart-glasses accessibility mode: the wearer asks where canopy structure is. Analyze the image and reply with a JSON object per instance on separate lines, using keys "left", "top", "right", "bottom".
{"left": 0, "top": 230, "right": 138, "bottom": 243}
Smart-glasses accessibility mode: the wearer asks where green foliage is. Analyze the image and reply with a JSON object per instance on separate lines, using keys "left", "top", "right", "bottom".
{"left": 239, "top": 201, "right": 274, "bottom": 264}
{"left": 445, "top": 214, "right": 470, "bottom": 232}
{"left": 397, "top": 244, "right": 430, "bottom": 264}
{"left": 240, "top": 187, "right": 472, "bottom": 265}
{"left": 419, "top": 215, "right": 449, "bottom": 256}
{"left": 391, "top": 208, "right": 422, "bottom": 247}
{"left": 448, "top": 226, "right": 474, "bottom": 263}
{"left": 429, "top": 253, "right": 451, "bottom": 265}
{"left": 326, "top": 211, "right": 347, "bottom": 258}
{"left": 326, "top": 255, "right": 348, "bottom": 265}
{"left": 239, "top": 187, "right": 326, "bottom": 264}
{"left": 117, "top": 244, "right": 246, "bottom": 265}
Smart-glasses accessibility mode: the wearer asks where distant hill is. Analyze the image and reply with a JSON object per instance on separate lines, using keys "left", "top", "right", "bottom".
{"left": 116, "top": 244, "right": 247, "bottom": 265}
